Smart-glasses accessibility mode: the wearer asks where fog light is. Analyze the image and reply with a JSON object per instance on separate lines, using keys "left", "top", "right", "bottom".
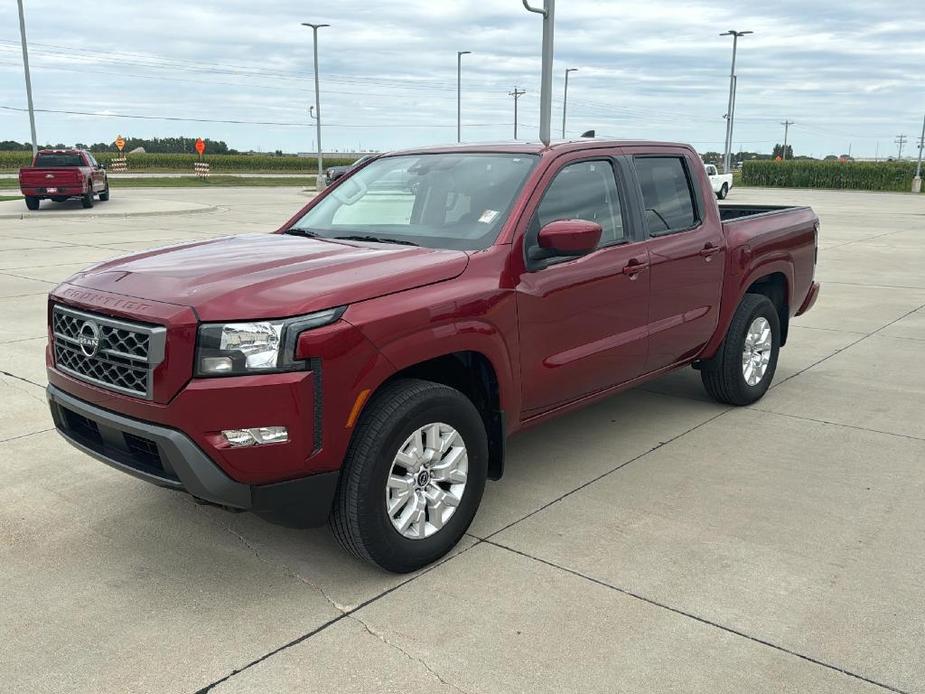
{"left": 201, "top": 356, "right": 234, "bottom": 374}
{"left": 222, "top": 426, "right": 289, "bottom": 447}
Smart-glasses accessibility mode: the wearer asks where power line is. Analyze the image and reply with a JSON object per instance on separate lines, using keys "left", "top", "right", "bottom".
{"left": 0, "top": 105, "right": 510, "bottom": 129}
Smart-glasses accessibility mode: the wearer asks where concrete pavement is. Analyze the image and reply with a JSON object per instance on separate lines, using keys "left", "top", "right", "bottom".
{"left": 0, "top": 186, "right": 923, "bottom": 693}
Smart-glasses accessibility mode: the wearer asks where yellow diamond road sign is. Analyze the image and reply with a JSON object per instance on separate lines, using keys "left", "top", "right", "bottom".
{"left": 115, "top": 136, "right": 125, "bottom": 152}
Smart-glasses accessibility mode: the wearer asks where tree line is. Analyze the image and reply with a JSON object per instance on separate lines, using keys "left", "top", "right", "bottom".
{"left": 0, "top": 137, "right": 237, "bottom": 154}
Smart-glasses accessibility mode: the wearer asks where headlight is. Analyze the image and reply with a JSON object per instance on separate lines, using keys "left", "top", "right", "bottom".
{"left": 196, "top": 307, "right": 344, "bottom": 377}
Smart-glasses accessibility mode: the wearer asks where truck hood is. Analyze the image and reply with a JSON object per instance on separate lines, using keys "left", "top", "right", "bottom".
{"left": 68, "top": 233, "right": 470, "bottom": 321}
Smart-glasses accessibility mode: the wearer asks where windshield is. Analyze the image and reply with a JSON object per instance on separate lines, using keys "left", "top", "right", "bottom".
{"left": 35, "top": 153, "right": 84, "bottom": 167}
{"left": 290, "top": 152, "right": 537, "bottom": 250}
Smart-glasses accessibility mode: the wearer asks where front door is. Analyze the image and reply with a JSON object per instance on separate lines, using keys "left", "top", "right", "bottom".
{"left": 516, "top": 156, "right": 650, "bottom": 415}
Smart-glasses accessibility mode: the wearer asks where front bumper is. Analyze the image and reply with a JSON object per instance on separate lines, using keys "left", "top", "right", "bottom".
{"left": 47, "top": 384, "right": 339, "bottom": 527}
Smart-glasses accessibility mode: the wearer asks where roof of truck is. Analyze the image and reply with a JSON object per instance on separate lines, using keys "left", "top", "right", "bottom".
{"left": 385, "top": 139, "right": 693, "bottom": 156}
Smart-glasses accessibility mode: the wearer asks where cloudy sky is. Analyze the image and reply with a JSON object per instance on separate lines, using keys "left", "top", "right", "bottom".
{"left": 1, "top": 0, "right": 923, "bottom": 158}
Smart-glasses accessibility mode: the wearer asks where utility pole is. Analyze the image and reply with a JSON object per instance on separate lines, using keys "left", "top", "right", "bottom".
{"left": 521, "top": 0, "right": 555, "bottom": 146}
{"left": 509, "top": 87, "right": 526, "bottom": 140}
{"left": 17, "top": 0, "right": 38, "bottom": 156}
{"left": 913, "top": 114, "right": 924, "bottom": 193}
{"left": 302, "top": 22, "right": 329, "bottom": 189}
{"left": 457, "top": 50, "right": 471, "bottom": 143}
{"left": 562, "top": 67, "right": 578, "bottom": 139}
{"left": 895, "top": 134, "right": 907, "bottom": 160}
{"left": 720, "top": 29, "right": 753, "bottom": 174}
{"left": 780, "top": 120, "right": 794, "bottom": 160}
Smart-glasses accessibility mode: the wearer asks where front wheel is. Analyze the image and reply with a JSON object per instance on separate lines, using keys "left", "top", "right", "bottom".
{"left": 24, "top": 196, "right": 40, "bottom": 211}
{"left": 717, "top": 183, "right": 729, "bottom": 200}
{"left": 331, "top": 379, "right": 488, "bottom": 573}
{"left": 701, "top": 293, "right": 780, "bottom": 405}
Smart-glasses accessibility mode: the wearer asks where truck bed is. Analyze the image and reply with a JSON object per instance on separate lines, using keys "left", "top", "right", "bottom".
{"left": 718, "top": 204, "right": 805, "bottom": 222}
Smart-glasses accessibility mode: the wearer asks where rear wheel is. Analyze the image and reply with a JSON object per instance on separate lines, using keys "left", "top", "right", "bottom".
{"left": 98, "top": 183, "right": 110, "bottom": 201}
{"left": 81, "top": 186, "right": 94, "bottom": 208}
{"left": 701, "top": 294, "right": 780, "bottom": 405}
{"left": 717, "top": 183, "right": 729, "bottom": 200}
{"left": 25, "top": 196, "right": 40, "bottom": 211}
{"left": 331, "top": 379, "right": 488, "bottom": 573}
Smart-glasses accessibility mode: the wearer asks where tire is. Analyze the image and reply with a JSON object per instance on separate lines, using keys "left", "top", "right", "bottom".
{"left": 701, "top": 294, "right": 780, "bottom": 406}
{"left": 717, "top": 183, "right": 729, "bottom": 200}
{"left": 98, "top": 183, "right": 110, "bottom": 201}
{"left": 331, "top": 378, "right": 488, "bottom": 573}
{"left": 81, "top": 187, "right": 94, "bottom": 208}
{"left": 24, "top": 196, "right": 40, "bottom": 211}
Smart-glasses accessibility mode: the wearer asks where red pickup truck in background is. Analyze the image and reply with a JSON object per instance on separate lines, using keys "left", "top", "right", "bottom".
{"left": 19, "top": 148, "right": 110, "bottom": 210}
{"left": 45, "top": 139, "right": 820, "bottom": 572}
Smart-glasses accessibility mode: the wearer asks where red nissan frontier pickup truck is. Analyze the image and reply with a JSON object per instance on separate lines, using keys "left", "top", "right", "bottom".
{"left": 46, "top": 140, "right": 820, "bottom": 572}
{"left": 19, "top": 148, "right": 110, "bottom": 210}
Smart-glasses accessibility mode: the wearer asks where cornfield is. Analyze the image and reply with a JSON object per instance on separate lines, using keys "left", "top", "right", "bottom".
{"left": 742, "top": 160, "right": 922, "bottom": 192}
{"left": 0, "top": 151, "right": 360, "bottom": 173}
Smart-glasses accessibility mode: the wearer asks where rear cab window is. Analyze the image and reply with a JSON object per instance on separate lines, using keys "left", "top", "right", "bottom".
{"left": 35, "top": 153, "right": 84, "bottom": 167}
{"left": 634, "top": 157, "right": 700, "bottom": 235}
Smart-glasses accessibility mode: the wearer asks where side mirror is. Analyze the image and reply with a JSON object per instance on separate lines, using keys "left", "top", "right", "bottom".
{"left": 537, "top": 219, "right": 602, "bottom": 256}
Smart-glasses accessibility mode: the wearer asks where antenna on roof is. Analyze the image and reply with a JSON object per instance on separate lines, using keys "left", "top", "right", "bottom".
{"left": 580, "top": 129, "right": 596, "bottom": 138}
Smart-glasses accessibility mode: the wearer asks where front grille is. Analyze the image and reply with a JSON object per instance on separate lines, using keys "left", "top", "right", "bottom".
{"left": 52, "top": 305, "right": 166, "bottom": 400}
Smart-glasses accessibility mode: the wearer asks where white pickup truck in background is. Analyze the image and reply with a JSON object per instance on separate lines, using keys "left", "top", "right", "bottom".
{"left": 704, "top": 163, "right": 733, "bottom": 199}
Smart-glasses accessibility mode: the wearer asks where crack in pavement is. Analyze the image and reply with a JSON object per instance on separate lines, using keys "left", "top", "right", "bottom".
{"left": 482, "top": 538, "right": 911, "bottom": 694}
{"left": 1, "top": 370, "right": 47, "bottom": 398}
{"left": 193, "top": 507, "right": 481, "bottom": 693}
{"left": 350, "top": 614, "right": 471, "bottom": 694}
{"left": 195, "top": 505, "right": 350, "bottom": 614}
{"left": 749, "top": 407, "right": 925, "bottom": 442}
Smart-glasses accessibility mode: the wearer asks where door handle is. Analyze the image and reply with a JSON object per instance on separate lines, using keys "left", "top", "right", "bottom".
{"left": 622, "top": 260, "right": 649, "bottom": 279}
{"left": 699, "top": 244, "right": 722, "bottom": 258}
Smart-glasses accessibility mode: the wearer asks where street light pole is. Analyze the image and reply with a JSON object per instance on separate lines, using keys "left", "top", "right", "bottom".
{"left": 562, "top": 67, "right": 578, "bottom": 139}
{"left": 17, "top": 0, "right": 38, "bottom": 156}
{"left": 522, "top": 0, "right": 555, "bottom": 146}
{"left": 457, "top": 51, "right": 471, "bottom": 143}
{"left": 302, "top": 22, "right": 329, "bottom": 189}
{"left": 720, "top": 29, "right": 752, "bottom": 174}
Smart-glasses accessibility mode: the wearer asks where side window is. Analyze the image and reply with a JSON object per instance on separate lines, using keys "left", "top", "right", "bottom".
{"left": 536, "top": 160, "right": 624, "bottom": 245}
{"left": 86, "top": 153, "right": 98, "bottom": 167}
{"left": 635, "top": 157, "right": 698, "bottom": 235}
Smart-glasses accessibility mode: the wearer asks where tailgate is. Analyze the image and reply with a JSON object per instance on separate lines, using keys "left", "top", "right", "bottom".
{"left": 20, "top": 168, "right": 82, "bottom": 186}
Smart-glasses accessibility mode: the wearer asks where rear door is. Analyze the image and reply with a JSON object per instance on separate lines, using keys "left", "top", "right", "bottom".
{"left": 626, "top": 149, "right": 725, "bottom": 372}
{"left": 515, "top": 151, "right": 650, "bottom": 415}
{"left": 84, "top": 152, "right": 105, "bottom": 192}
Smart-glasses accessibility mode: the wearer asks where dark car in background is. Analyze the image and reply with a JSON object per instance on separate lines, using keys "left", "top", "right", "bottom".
{"left": 324, "top": 154, "right": 375, "bottom": 186}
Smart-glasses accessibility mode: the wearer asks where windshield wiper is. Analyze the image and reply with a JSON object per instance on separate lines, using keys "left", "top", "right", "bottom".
{"left": 284, "top": 228, "right": 321, "bottom": 238}
{"left": 333, "top": 235, "right": 419, "bottom": 247}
